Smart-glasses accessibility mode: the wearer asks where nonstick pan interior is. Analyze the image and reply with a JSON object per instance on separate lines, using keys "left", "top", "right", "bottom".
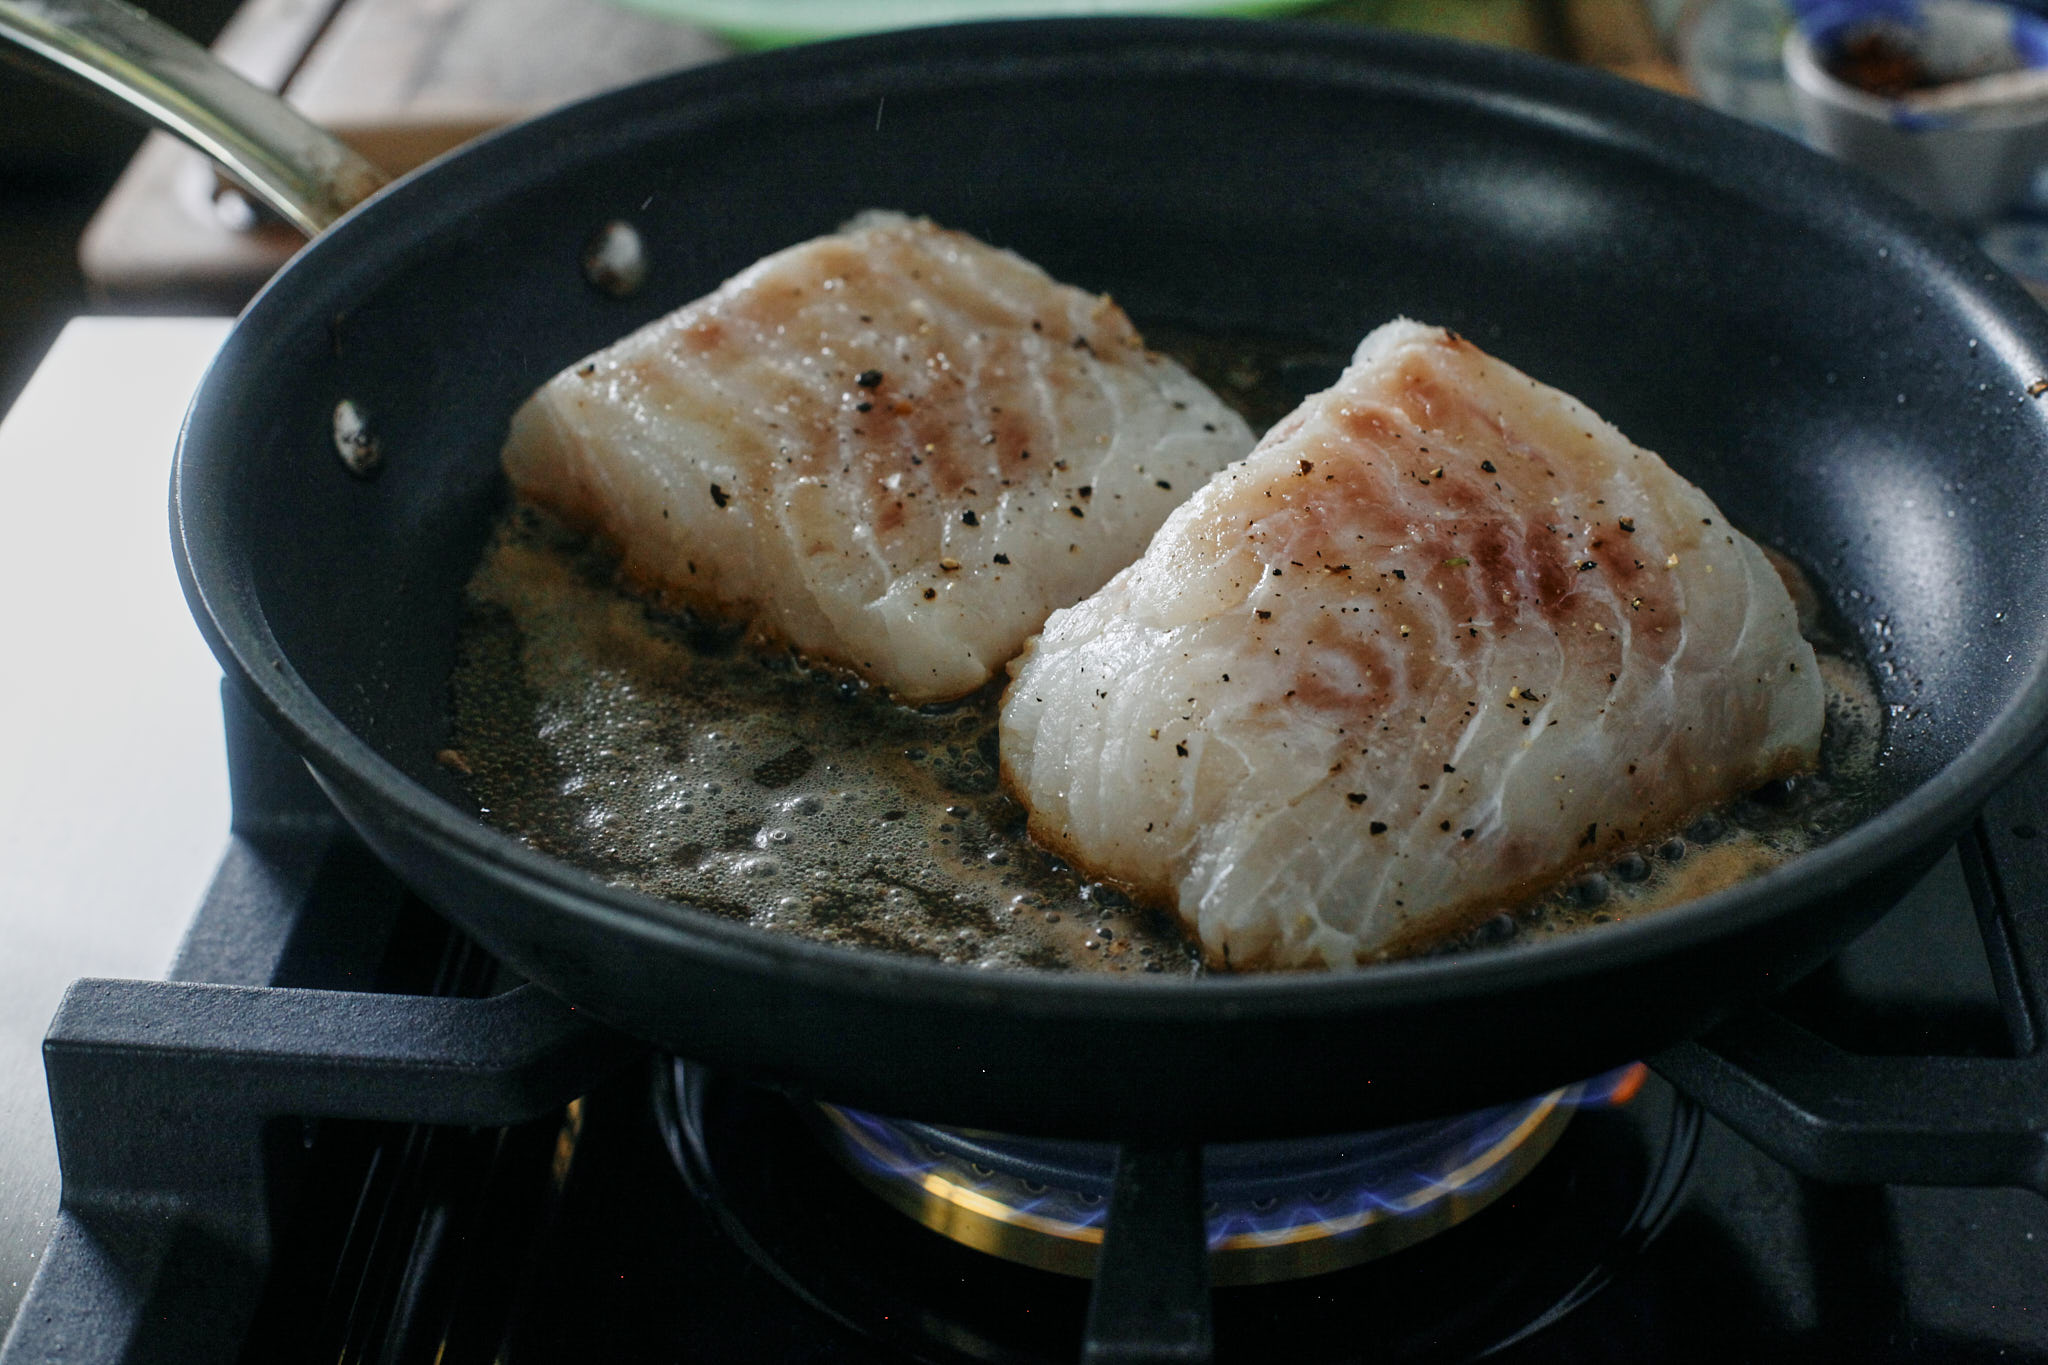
{"left": 173, "top": 20, "right": 2048, "bottom": 1137}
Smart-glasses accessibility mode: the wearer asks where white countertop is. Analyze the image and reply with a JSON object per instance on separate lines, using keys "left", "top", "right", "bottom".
{"left": 0, "top": 317, "right": 235, "bottom": 1334}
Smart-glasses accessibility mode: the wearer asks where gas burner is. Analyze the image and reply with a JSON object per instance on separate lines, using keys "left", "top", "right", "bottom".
{"left": 813, "top": 1068, "right": 1646, "bottom": 1285}
{"left": 660, "top": 1064, "right": 1699, "bottom": 1364}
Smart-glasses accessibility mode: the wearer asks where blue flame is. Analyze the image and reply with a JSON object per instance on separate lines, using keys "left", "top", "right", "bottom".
{"left": 821, "top": 1063, "right": 1647, "bottom": 1248}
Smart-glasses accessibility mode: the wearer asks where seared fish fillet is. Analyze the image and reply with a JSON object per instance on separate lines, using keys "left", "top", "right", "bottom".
{"left": 1001, "top": 320, "right": 1823, "bottom": 969}
{"left": 501, "top": 212, "right": 1254, "bottom": 702}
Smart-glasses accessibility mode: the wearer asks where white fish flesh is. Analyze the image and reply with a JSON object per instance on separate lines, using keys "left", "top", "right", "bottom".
{"left": 500, "top": 212, "right": 1255, "bottom": 703}
{"left": 1001, "top": 319, "right": 1824, "bottom": 969}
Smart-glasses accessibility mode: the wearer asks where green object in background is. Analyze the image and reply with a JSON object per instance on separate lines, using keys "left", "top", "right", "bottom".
{"left": 1324, "top": 0, "right": 1559, "bottom": 53}
{"left": 606, "top": 0, "right": 1328, "bottom": 47}
{"left": 608, "top": 0, "right": 1573, "bottom": 60}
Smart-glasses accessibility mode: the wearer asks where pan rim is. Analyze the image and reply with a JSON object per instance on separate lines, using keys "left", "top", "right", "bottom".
{"left": 171, "top": 15, "right": 2048, "bottom": 1019}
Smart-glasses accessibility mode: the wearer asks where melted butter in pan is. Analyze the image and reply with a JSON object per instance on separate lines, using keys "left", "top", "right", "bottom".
{"left": 449, "top": 508, "right": 1201, "bottom": 975}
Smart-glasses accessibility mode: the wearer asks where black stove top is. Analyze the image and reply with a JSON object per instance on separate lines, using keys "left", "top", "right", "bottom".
{"left": 2, "top": 682, "right": 2045, "bottom": 1364}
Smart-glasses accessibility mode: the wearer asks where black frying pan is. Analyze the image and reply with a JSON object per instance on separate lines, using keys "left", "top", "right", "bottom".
{"left": 16, "top": 10, "right": 2048, "bottom": 1140}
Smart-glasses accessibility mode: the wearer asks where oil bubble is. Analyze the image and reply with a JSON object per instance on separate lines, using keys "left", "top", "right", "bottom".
{"left": 1478, "top": 913, "right": 1518, "bottom": 942}
{"left": 1749, "top": 778, "right": 1797, "bottom": 808}
{"left": 1686, "top": 815, "right": 1726, "bottom": 844}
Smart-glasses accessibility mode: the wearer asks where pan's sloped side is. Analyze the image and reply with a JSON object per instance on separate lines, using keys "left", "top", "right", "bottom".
{"left": 172, "top": 19, "right": 2048, "bottom": 1137}
{"left": 311, "top": 766, "right": 1962, "bottom": 1140}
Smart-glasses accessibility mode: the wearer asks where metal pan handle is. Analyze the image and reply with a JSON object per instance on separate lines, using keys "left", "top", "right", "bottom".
{"left": 0, "top": 0, "right": 385, "bottom": 234}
